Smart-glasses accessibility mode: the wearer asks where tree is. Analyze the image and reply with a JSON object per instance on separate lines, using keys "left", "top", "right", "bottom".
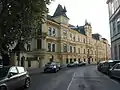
{"left": 0, "top": 0, "right": 53, "bottom": 53}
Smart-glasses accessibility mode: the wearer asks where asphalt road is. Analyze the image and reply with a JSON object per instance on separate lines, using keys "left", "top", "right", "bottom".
{"left": 28, "top": 65, "right": 120, "bottom": 90}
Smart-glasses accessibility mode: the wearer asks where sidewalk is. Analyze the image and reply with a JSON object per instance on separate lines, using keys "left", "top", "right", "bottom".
{"left": 27, "top": 67, "right": 44, "bottom": 75}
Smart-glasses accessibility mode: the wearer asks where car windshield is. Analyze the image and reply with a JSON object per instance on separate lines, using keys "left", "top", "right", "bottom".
{"left": 0, "top": 67, "right": 9, "bottom": 78}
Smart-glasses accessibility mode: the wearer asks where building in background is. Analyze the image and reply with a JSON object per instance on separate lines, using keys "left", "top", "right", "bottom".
{"left": 11, "top": 4, "right": 111, "bottom": 68}
{"left": 107, "top": 0, "right": 120, "bottom": 60}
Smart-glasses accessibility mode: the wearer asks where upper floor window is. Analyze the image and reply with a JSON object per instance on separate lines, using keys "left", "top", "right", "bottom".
{"left": 48, "top": 27, "right": 52, "bottom": 36}
{"left": 70, "top": 46, "right": 72, "bottom": 53}
{"left": 70, "top": 33, "right": 72, "bottom": 40}
{"left": 63, "top": 44, "right": 67, "bottom": 52}
{"left": 37, "top": 39, "right": 42, "bottom": 49}
{"left": 84, "top": 49, "right": 86, "bottom": 54}
{"left": 48, "top": 43, "right": 56, "bottom": 52}
{"left": 63, "top": 30, "right": 67, "bottom": 39}
{"left": 48, "top": 27, "right": 56, "bottom": 37}
{"left": 83, "top": 38, "right": 86, "bottom": 43}
{"left": 74, "top": 47, "right": 76, "bottom": 53}
{"left": 73, "top": 35, "right": 75, "bottom": 41}
{"left": 52, "top": 44, "right": 55, "bottom": 52}
{"left": 117, "top": 17, "right": 120, "bottom": 33}
{"left": 113, "top": 21, "right": 116, "bottom": 35}
{"left": 78, "top": 48, "right": 80, "bottom": 54}
{"left": 48, "top": 43, "right": 51, "bottom": 52}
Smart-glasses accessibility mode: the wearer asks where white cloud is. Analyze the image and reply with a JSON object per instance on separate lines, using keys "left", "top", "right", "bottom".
{"left": 48, "top": 0, "right": 110, "bottom": 43}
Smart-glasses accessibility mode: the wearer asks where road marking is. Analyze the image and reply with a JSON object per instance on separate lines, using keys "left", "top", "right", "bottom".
{"left": 67, "top": 72, "right": 76, "bottom": 90}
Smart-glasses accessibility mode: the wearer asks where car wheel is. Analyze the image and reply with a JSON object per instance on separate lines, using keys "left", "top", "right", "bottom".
{"left": 0, "top": 86, "right": 7, "bottom": 90}
{"left": 24, "top": 78, "right": 30, "bottom": 88}
{"left": 54, "top": 69, "right": 57, "bottom": 73}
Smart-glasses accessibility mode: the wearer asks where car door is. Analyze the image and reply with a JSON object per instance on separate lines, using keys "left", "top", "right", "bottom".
{"left": 16, "top": 67, "right": 27, "bottom": 87}
{"left": 6, "top": 66, "right": 19, "bottom": 90}
{"left": 113, "top": 64, "right": 120, "bottom": 78}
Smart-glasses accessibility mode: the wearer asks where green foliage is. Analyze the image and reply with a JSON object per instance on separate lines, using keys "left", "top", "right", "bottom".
{"left": 0, "top": 0, "right": 53, "bottom": 51}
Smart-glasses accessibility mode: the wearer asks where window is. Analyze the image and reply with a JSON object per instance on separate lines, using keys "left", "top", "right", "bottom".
{"left": 48, "top": 43, "right": 51, "bottom": 52}
{"left": 53, "top": 28, "right": 56, "bottom": 37}
{"left": 17, "top": 67, "right": 25, "bottom": 73}
{"left": 48, "top": 27, "right": 52, "bottom": 36}
{"left": 9, "top": 67, "right": 18, "bottom": 74}
{"left": 70, "top": 46, "right": 72, "bottom": 53}
{"left": 83, "top": 38, "right": 86, "bottom": 43}
{"left": 70, "top": 33, "right": 72, "bottom": 40}
{"left": 88, "top": 49, "right": 90, "bottom": 54}
{"left": 52, "top": 44, "right": 55, "bottom": 52}
{"left": 114, "top": 45, "right": 117, "bottom": 59}
{"left": 66, "top": 58, "right": 69, "bottom": 64}
{"left": 63, "top": 44, "right": 67, "bottom": 52}
{"left": 117, "top": 18, "right": 120, "bottom": 33}
{"left": 84, "top": 49, "right": 86, "bottom": 54}
{"left": 63, "top": 30, "right": 67, "bottom": 39}
{"left": 73, "top": 36, "right": 75, "bottom": 41}
{"left": 119, "top": 45, "right": 120, "bottom": 59}
{"left": 37, "top": 39, "right": 42, "bottom": 49}
{"left": 38, "top": 24, "right": 42, "bottom": 35}
{"left": 78, "top": 48, "right": 80, "bottom": 54}
{"left": 74, "top": 47, "right": 76, "bottom": 53}
{"left": 113, "top": 21, "right": 116, "bottom": 35}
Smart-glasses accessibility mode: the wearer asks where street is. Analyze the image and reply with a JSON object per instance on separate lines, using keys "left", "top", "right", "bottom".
{"left": 28, "top": 65, "right": 120, "bottom": 90}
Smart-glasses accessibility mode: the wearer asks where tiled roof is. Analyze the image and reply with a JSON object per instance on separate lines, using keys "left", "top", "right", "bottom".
{"left": 53, "top": 4, "right": 69, "bottom": 19}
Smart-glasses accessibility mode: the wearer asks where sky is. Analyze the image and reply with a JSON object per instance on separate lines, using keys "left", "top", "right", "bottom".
{"left": 48, "top": 0, "right": 110, "bottom": 43}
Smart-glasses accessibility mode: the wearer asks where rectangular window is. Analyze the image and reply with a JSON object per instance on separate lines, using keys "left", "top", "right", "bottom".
{"left": 73, "top": 36, "right": 75, "bottom": 41}
{"left": 119, "top": 45, "right": 120, "bottom": 59}
{"left": 78, "top": 48, "right": 80, "bottom": 54}
{"left": 114, "top": 45, "right": 117, "bottom": 59}
{"left": 53, "top": 28, "right": 56, "bottom": 37}
{"left": 63, "top": 30, "right": 67, "bottom": 39}
{"left": 84, "top": 49, "right": 86, "bottom": 54}
{"left": 70, "top": 46, "right": 72, "bottom": 53}
{"left": 37, "top": 39, "right": 42, "bottom": 49}
{"left": 52, "top": 44, "right": 55, "bottom": 52}
{"left": 113, "top": 21, "right": 116, "bottom": 35}
{"left": 38, "top": 24, "right": 42, "bottom": 35}
{"left": 63, "top": 44, "right": 67, "bottom": 52}
{"left": 48, "top": 27, "right": 52, "bottom": 36}
{"left": 117, "top": 18, "right": 120, "bottom": 33}
{"left": 74, "top": 47, "right": 76, "bottom": 53}
{"left": 48, "top": 43, "right": 51, "bottom": 52}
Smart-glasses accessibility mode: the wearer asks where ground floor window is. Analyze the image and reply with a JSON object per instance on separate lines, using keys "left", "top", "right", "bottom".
{"left": 66, "top": 58, "right": 69, "bottom": 64}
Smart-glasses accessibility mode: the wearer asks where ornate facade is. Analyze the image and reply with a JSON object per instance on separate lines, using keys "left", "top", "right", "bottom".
{"left": 11, "top": 4, "right": 111, "bottom": 68}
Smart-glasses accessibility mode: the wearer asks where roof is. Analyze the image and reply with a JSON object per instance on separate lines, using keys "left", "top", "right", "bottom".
{"left": 92, "top": 33, "right": 101, "bottom": 40}
{"left": 12, "top": 41, "right": 26, "bottom": 52}
{"left": 47, "top": 15, "right": 60, "bottom": 24}
{"left": 53, "top": 4, "right": 69, "bottom": 19}
{"left": 71, "top": 26, "right": 86, "bottom": 35}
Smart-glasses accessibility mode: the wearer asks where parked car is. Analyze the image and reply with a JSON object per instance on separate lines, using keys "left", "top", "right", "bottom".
{"left": 67, "top": 62, "right": 79, "bottom": 67}
{"left": 0, "top": 66, "right": 30, "bottom": 90}
{"left": 109, "top": 63, "right": 120, "bottom": 78}
{"left": 97, "top": 60, "right": 120, "bottom": 74}
{"left": 78, "top": 61, "right": 86, "bottom": 66}
{"left": 44, "top": 62, "right": 60, "bottom": 73}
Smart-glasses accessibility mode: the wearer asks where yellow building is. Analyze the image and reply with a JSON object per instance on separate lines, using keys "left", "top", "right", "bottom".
{"left": 10, "top": 4, "right": 111, "bottom": 68}
{"left": 30, "top": 4, "right": 110, "bottom": 67}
